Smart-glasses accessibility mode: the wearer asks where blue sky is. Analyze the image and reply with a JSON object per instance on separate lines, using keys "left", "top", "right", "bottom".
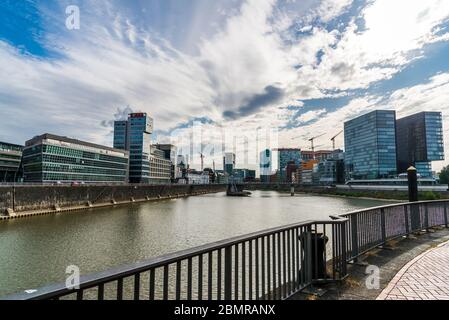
{"left": 1, "top": 0, "right": 449, "bottom": 171}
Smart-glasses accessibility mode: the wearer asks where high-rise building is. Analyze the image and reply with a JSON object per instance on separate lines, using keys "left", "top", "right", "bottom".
{"left": 0, "top": 141, "right": 23, "bottom": 182}
{"left": 278, "top": 149, "right": 301, "bottom": 169}
{"left": 224, "top": 153, "right": 236, "bottom": 176}
{"left": 277, "top": 148, "right": 302, "bottom": 182}
{"left": 278, "top": 148, "right": 301, "bottom": 181}
{"left": 396, "top": 112, "right": 445, "bottom": 177}
{"left": 113, "top": 121, "right": 128, "bottom": 150}
{"left": 114, "top": 113, "right": 154, "bottom": 183}
{"left": 344, "top": 110, "right": 398, "bottom": 180}
{"left": 22, "top": 134, "right": 129, "bottom": 184}
{"left": 259, "top": 149, "right": 272, "bottom": 183}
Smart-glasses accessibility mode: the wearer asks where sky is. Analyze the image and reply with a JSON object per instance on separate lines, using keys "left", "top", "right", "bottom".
{"left": 1, "top": 0, "right": 449, "bottom": 172}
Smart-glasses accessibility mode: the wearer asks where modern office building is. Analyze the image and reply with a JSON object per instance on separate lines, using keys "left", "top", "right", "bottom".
{"left": 113, "top": 121, "right": 128, "bottom": 150}
{"left": 156, "top": 144, "right": 178, "bottom": 181}
{"left": 224, "top": 153, "right": 236, "bottom": 176}
{"left": 259, "top": 149, "right": 272, "bottom": 183}
{"left": 0, "top": 141, "right": 23, "bottom": 182}
{"left": 317, "top": 151, "right": 345, "bottom": 185}
{"left": 344, "top": 110, "right": 398, "bottom": 180}
{"left": 396, "top": 112, "right": 445, "bottom": 177}
{"left": 296, "top": 160, "right": 319, "bottom": 185}
{"left": 278, "top": 148, "right": 301, "bottom": 181}
{"left": 114, "top": 113, "right": 154, "bottom": 183}
{"left": 149, "top": 146, "right": 172, "bottom": 184}
{"left": 22, "top": 134, "right": 129, "bottom": 184}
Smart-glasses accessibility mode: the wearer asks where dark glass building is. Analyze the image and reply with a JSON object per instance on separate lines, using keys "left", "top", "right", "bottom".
{"left": 0, "top": 142, "right": 23, "bottom": 182}
{"left": 114, "top": 113, "right": 154, "bottom": 183}
{"left": 113, "top": 121, "right": 128, "bottom": 150}
{"left": 22, "top": 134, "right": 129, "bottom": 183}
{"left": 344, "top": 110, "right": 398, "bottom": 180}
{"left": 277, "top": 148, "right": 301, "bottom": 181}
{"left": 396, "top": 112, "right": 444, "bottom": 177}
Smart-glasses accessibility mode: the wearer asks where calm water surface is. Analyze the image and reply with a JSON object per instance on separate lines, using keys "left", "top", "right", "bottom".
{"left": 0, "top": 191, "right": 392, "bottom": 296}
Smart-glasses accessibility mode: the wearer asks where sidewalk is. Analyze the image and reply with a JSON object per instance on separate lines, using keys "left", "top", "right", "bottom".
{"left": 377, "top": 240, "right": 449, "bottom": 300}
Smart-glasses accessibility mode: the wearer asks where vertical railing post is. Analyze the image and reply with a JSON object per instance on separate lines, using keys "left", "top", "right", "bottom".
{"left": 410, "top": 203, "right": 421, "bottom": 232}
{"left": 306, "top": 227, "right": 313, "bottom": 284}
{"left": 224, "top": 246, "right": 233, "bottom": 300}
{"left": 404, "top": 205, "right": 410, "bottom": 236}
{"left": 340, "top": 221, "right": 348, "bottom": 278}
{"left": 444, "top": 202, "right": 449, "bottom": 228}
{"left": 350, "top": 214, "right": 359, "bottom": 261}
{"left": 425, "top": 203, "right": 430, "bottom": 232}
{"left": 380, "top": 209, "right": 387, "bottom": 244}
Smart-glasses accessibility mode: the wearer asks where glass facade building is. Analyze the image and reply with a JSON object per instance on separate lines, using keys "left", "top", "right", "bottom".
{"left": 278, "top": 148, "right": 301, "bottom": 181}
{"left": 396, "top": 112, "right": 444, "bottom": 177}
{"left": 114, "top": 113, "right": 154, "bottom": 184}
{"left": 22, "top": 134, "right": 129, "bottom": 183}
{"left": 344, "top": 110, "right": 398, "bottom": 180}
{"left": 224, "top": 153, "right": 236, "bottom": 176}
{"left": 113, "top": 121, "right": 128, "bottom": 150}
{"left": 0, "top": 142, "right": 23, "bottom": 182}
{"left": 260, "top": 149, "right": 272, "bottom": 183}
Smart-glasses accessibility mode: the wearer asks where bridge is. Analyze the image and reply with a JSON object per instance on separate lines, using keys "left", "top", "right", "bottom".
{"left": 3, "top": 199, "right": 449, "bottom": 300}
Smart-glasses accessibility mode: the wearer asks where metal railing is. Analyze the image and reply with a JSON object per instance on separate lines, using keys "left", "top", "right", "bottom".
{"left": 4, "top": 200, "right": 449, "bottom": 301}
{"left": 4, "top": 220, "right": 348, "bottom": 301}
{"left": 337, "top": 200, "right": 449, "bottom": 262}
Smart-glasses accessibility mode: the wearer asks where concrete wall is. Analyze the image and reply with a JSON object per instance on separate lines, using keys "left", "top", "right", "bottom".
{"left": 0, "top": 184, "right": 226, "bottom": 214}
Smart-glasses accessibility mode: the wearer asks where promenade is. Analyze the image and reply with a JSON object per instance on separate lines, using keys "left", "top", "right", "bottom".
{"left": 291, "top": 228, "right": 449, "bottom": 300}
{"left": 378, "top": 240, "right": 449, "bottom": 300}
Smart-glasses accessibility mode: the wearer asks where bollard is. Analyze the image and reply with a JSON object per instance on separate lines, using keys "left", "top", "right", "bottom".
{"left": 291, "top": 185, "right": 295, "bottom": 196}
{"left": 407, "top": 166, "right": 418, "bottom": 202}
{"left": 408, "top": 166, "right": 421, "bottom": 231}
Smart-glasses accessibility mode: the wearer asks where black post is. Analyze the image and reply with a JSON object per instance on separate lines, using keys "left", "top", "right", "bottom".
{"left": 224, "top": 246, "right": 232, "bottom": 300}
{"left": 407, "top": 166, "right": 418, "bottom": 202}
{"left": 408, "top": 167, "right": 421, "bottom": 232}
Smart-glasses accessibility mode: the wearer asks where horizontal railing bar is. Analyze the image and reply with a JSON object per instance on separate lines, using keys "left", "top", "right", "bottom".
{"left": 4, "top": 199, "right": 448, "bottom": 300}
{"left": 4, "top": 220, "right": 343, "bottom": 300}
{"left": 339, "top": 200, "right": 449, "bottom": 219}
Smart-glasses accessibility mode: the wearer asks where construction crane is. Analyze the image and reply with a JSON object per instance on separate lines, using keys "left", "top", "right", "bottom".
{"left": 331, "top": 130, "right": 343, "bottom": 150}
{"left": 308, "top": 134, "right": 326, "bottom": 159}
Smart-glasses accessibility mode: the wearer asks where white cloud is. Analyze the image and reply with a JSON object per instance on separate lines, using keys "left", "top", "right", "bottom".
{"left": 0, "top": 0, "right": 449, "bottom": 172}
{"left": 315, "top": 0, "right": 353, "bottom": 23}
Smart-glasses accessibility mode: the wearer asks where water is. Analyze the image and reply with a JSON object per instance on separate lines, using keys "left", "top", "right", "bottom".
{"left": 0, "top": 191, "right": 391, "bottom": 297}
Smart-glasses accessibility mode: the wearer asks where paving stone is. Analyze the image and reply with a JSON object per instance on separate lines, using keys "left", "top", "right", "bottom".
{"left": 378, "top": 241, "right": 449, "bottom": 300}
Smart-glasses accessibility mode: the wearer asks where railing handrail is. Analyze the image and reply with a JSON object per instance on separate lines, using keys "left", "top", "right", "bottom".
{"left": 3, "top": 199, "right": 448, "bottom": 300}
{"left": 336, "top": 199, "right": 449, "bottom": 219}
{"left": 2, "top": 218, "right": 346, "bottom": 300}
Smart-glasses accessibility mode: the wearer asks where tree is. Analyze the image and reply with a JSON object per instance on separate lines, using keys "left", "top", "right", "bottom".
{"left": 440, "top": 166, "right": 449, "bottom": 184}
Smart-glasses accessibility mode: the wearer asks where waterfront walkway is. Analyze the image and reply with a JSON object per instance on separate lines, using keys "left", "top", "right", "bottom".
{"left": 377, "top": 240, "right": 449, "bottom": 300}
{"left": 291, "top": 228, "right": 449, "bottom": 300}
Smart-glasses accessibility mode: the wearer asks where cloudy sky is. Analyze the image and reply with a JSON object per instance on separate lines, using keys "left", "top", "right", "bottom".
{"left": 1, "top": 0, "right": 449, "bottom": 171}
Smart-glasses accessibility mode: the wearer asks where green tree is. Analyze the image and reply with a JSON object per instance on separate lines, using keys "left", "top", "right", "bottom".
{"left": 440, "top": 166, "right": 449, "bottom": 184}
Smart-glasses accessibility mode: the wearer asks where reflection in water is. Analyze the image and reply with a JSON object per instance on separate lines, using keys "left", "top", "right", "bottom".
{"left": 0, "top": 191, "right": 391, "bottom": 297}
